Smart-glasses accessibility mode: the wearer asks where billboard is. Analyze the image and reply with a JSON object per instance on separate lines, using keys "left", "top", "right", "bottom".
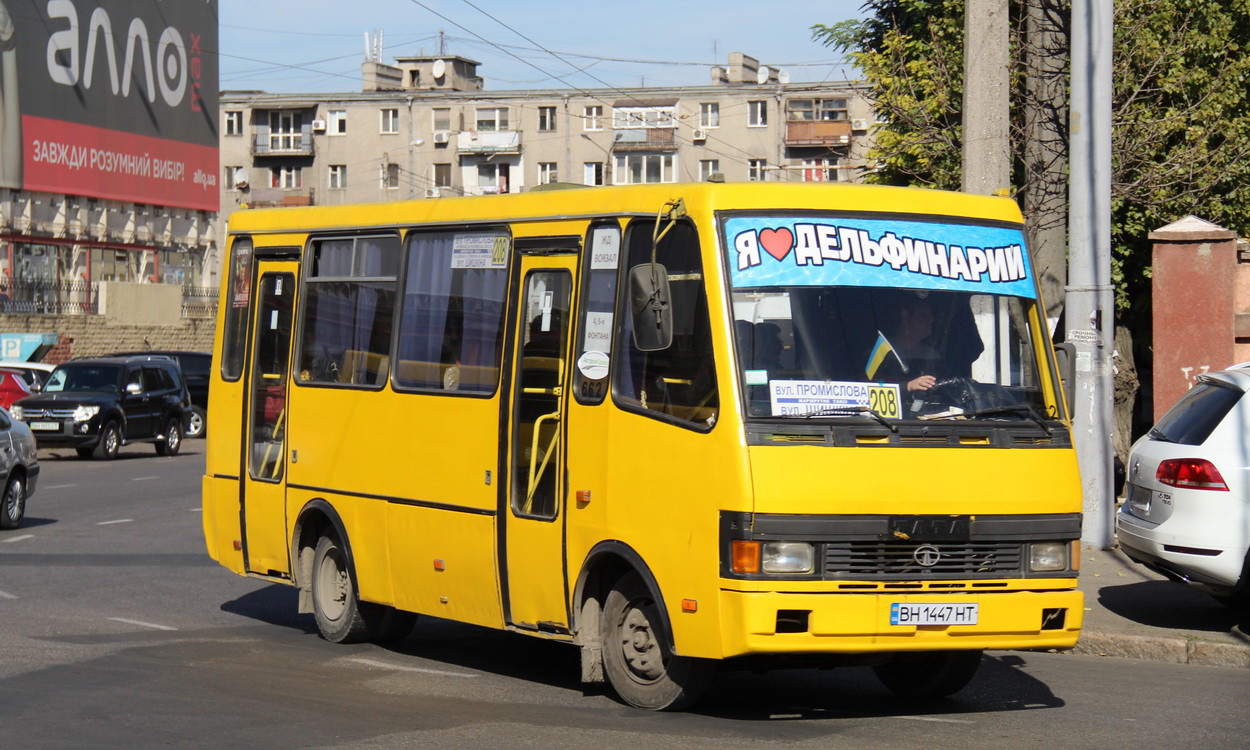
{"left": 0, "top": 0, "right": 218, "bottom": 211}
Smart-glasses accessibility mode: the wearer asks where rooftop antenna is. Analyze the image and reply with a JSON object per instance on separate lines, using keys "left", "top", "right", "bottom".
{"left": 438, "top": 30, "right": 445, "bottom": 56}
{"left": 364, "top": 30, "right": 384, "bottom": 63}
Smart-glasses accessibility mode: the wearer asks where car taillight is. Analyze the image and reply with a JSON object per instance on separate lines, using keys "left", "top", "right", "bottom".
{"left": 1155, "top": 458, "right": 1229, "bottom": 490}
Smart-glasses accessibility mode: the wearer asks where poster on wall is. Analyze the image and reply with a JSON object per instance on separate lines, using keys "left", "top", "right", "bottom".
{"left": 0, "top": 0, "right": 219, "bottom": 211}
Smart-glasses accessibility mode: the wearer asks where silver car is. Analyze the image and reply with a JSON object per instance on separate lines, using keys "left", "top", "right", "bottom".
{"left": 0, "top": 407, "right": 37, "bottom": 530}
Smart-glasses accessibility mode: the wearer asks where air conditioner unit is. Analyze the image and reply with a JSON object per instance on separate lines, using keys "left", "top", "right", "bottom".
{"left": 692, "top": 128, "right": 708, "bottom": 141}
{"left": 425, "top": 187, "right": 442, "bottom": 198}
{"left": 851, "top": 118, "right": 869, "bottom": 131}
{"left": 432, "top": 131, "right": 451, "bottom": 144}
{"left": 311, "top": 119, "right": 327, "bottom": 132}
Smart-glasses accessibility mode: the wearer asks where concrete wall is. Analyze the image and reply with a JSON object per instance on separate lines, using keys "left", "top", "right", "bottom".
{"left": 0, "top": 314, "right": 215, "bottom": 364}
{"left": 97, "top": 282, "right": 184, "bottom": 326}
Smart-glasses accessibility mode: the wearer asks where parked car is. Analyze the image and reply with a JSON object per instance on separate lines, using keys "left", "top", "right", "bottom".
{"left": 108, "top": 351, "right": 210, "bottom": 438}
{"left": 0, "top": 360, "right": 55, "bottom": 391}
{"left": 11, "top": 356, "right": 192, "bottom": 460}
{"left": 1117, "top": 368, "right": 1250, "bottom": 609}
{"left": 0, "top": 407, "right": 38, "bottom": 530}
{"left": 0, "top": 369, "right": 32, "bottom": 409}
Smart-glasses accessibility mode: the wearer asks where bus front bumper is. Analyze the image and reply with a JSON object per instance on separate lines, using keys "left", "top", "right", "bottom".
{"left": 717, "top": 587, "right": 1083, "bottom": 658}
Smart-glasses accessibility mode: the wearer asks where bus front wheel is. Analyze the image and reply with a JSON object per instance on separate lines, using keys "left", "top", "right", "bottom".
{"left": 600, "top": 571, "right": 714, "bottom": 711}
{"left": 872, "top": 650, "right": 983, "bottom": 698}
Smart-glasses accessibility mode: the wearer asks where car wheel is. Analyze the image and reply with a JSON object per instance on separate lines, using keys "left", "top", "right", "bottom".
{"left": 600, "top": 571, "right": 715, "bottom": 711}
{"left": 186, "top": 406, "right": 206, "bottom": 439}
{"left": 311, "top": 533, "right": 371, "bottom": 644}
{"left": 0, "top": 473, "right": 24, "bottom": 530}
{"left": 872, "top": 650, "right": 983, "bottom": 698}
{"left": 155, "top": 418, "right": 182, "bottom": 456}
{"left": 92, "top": 421, "right": 121, "bottom": 460}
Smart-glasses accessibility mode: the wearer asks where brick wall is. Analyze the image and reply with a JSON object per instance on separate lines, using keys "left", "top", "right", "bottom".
{"left": 0, "top": 314, "right": 216, "bottom": 364}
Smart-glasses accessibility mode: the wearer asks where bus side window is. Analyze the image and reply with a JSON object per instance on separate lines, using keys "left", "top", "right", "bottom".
{"left": 574, "top": 222, "right": 620, "bottom": 404}
{"left": 613, "top": 220, "right": 718, "bottom": 428}
{"left": 221, "top": 236, "right": 253, "bottom": 381}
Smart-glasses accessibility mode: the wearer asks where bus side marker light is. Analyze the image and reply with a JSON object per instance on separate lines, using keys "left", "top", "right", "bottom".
{"left": 232, "top": 540, "right": 242, "bottom": 551}
{"left": 732, "top": 540, "right": 761, "bottom": 574}
{"left": 434, "top": 559, "right": 445, "bottom": 571}
{"left": 681, "top": 599, "right": 698, "bottom": 613}
{"left": 1071, "top": 541, "right": 1080, "bottom": 571}
{"left": 576, "top": 490, "right": 592, "bottom": 505}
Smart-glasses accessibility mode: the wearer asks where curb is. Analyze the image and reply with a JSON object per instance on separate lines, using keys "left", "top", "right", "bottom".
{"left": 1069, "top": 628, "right": 1250, "bottom": 669}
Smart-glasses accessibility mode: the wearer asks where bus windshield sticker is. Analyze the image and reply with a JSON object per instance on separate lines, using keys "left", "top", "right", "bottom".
{"left": 577, "top": 350, "right": 610, "bottom": 380}
{"left": 744, "top": 369, "right": 768, "bottom": 385}
{"left": 725, "top": 216, "right": 1035, "bottom": 299}
{"left": 583, "top": 311, "right": 613, "bottom": 352}
{"left": 769, "top": 379, "right": 901, "bottom": 418}
{"left": 590, "top": 227, "right": 620, "bottom": 270}
{"left": 451, "top": 234, "right": 508, "bottom": 269}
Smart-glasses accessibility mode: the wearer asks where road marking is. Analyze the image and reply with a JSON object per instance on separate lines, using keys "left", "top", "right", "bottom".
{"left": 0, "top": 590, "right": 16, "bottom": 599}
{"left": 896, "top": 715, "right": 975, "bottom": 725}
{"left": 45, "top": 484, "right": 76, "bottom": 489}
{"left": 189, "top": 507, "right": 201, "bottom": 512}
{"left": 346, "top": 657, "right": 477, "bottom": 678}
{"left": 108, "top": 617, "right": 177, "bottom": 631}
{"left": 132, "top": 476, "right": 159, "bottom": 481}
{"left": 1, "top": 534, "right": 33, "bottom": 543}
{"left": 96, "top": 519, "right": 133, "bottom": 526}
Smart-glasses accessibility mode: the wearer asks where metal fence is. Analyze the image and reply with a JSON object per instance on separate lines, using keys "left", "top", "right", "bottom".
{"left": 0, "top": 280, "right": 219, "bottom": 318}
{"left": 180, "top": 286, "right": 219, "bottom": 318}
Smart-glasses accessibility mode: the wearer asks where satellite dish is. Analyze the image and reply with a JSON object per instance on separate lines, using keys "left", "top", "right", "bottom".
{"left": 233, "top": 169, "right": 249, "bottom": 190}
{"left": 756, "top": 66, "right": 769, "bottom": 85}
{"left": 778, "top": 69, "right": 790, "bottom": 84}
{"left": 432, "top": 58, "right": 447, "bottom": 80}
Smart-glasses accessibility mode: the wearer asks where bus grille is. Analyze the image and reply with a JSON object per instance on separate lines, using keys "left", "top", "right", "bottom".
{"left": 824, "top": 541, "right": 1023, "bottom": 578}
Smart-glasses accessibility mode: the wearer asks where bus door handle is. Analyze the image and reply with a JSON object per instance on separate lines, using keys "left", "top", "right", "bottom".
{"left": 524, "top": 410, "right": 562, "bottom": 511}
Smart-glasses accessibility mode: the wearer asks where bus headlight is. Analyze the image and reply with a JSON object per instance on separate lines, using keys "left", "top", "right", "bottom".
{"left": 762, "top": 542, "right": 814, "bottom": 574}
{"left": 1029, "top": 542, "right": 1069, "bottom": 572}
{"left": 73, "top": 405, "right": 100, "bottom": 422}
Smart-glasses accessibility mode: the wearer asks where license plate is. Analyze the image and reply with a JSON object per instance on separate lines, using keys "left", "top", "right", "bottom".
{"left": 30, "top": 421, "right": 60, "bottom": 431}
{"left": 890, "top": 602, "right": 979, "bottom": 626}
{"left": 888, "top": 515, "right": 970, "bottom": 542}
{"left": 1127, "top": 482, "right": 1151, "bottom": 513}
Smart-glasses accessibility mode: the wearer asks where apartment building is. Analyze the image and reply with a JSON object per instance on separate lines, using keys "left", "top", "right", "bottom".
{"left": 219, "top": 52, "right": 874, "bottom": 246}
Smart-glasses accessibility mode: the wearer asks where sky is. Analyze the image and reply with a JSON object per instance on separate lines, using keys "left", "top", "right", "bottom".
{"left": 218, "top": 0, "right": 867, "bottom": 93}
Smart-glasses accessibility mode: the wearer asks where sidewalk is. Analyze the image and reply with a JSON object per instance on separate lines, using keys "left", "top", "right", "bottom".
{"left": 1069, "top": 546, "right": 1250, "bottom": 668}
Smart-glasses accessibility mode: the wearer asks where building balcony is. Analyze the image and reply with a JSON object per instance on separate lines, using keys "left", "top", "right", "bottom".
{"left": 247, "top": 188, "right": 316, "bottom": 208}
{"left": 456, "top": 130, "right": 521, "bottom": 155}
{"left": 785, "top": 120, "right": 854, "bottom": 146}
{"left": 611, "top": 128, "right": 677, "bottom": 153}
{"left": 252, "top": 133, "right": 315, "bottom": 157}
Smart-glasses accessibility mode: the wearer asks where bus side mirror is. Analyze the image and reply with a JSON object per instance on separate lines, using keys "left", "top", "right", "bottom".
{"left": 1053, "top": 342, "right": 1076, "bottom": 414}
{"left": 628, "top": 262, "right": 673, "bottom": 351}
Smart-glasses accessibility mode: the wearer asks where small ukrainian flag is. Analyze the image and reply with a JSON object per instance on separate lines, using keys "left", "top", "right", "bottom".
{"left": 865, "top": 331, "right": 907, "bottom": 380}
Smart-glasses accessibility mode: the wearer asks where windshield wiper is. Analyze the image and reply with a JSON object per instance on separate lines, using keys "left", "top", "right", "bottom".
{"left": 1148, "top": 427, "right": 1174, "bottom": 443}
{"left": 793, "top": 406, "right": 898, "bottom": 433}
{"left": 957, "top": 404, "right": 1053, "bottom": 435}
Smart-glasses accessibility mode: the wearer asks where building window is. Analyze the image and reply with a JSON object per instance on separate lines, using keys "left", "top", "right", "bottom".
{"left": 787, "top": 98, "right": 849, "bottom": 122}
{"left": 328, "top": 164, "right": 347, "bottom": 189}
{"left": 432, "top": 107, "right": 451, "bottom": 131}
{"left": 476, "top": 107, "right": 509, "bottom": 132}
{"left": 802, "top": 157, "right": 839, "bottom": 182}
{"left": 270, "top": 166, "right": 301, "bottom": 189}
{"left": 583, "top": 105, "right": 603, "bottom": 131}
{"left": 699, "top": 103, "right": 720, "bottom": 129}
{"left": 224, "top": 166, "right": 242, "bottom": 190}
{"left": 748, "top": 159, "right": 767, "bottom": 181}
{"left": 699, "top": 160, "right": 720, "bottom": 181}
{"left": 224, "top": 111, "right": 243, "bottom": 136}
{"left": 748, "top": 100, "right": 768, "bottom": 127}
{"left": 383, "top": 162, "right": 400, "bottom": 189}
{"left": 268, "top": 112, "right": 300, "bottom": 151}
{"left": 612, "top": 106, "right": 676, "bottom": 129}
{"left": 583, "top": 162, "right": 604, "bottom": 186}
{"left": 380, "top": 108, "right": 399, "bottom": 134}
{"left": 328, "top": 110, "right": 347, "bottom": 135}
{"left": 477, "top": 162, "right": 510, "bottom": 194}
{"left": 614, "top": 154, "right": 674, "bottom": 184}
{"left": 538, "top": 162, "right": 558, "bottom": 184}
{"left": 433, "top": 163, "right": 452, "bottom": 188}
{"left": 537, "top": 106, "right": 557, "bottom": 132}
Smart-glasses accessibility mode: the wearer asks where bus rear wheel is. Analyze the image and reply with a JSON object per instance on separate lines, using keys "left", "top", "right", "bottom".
{"left": 600, "top": 571, "right": 714, "bottom": 711}
{"left": 872, "top": 650, "right": 983, "bottom": 698}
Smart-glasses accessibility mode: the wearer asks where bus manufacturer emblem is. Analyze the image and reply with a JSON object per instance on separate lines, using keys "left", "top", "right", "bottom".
{"left": 913, "top": 545, "right": 941, "bottom": 567}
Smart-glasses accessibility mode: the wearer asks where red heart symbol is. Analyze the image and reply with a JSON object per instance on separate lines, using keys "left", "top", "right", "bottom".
{"left": 759, "top": 228, "right": 794, "bottom": 262}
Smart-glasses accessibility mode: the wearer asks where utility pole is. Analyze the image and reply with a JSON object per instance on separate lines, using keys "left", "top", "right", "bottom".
{"left": 1067, "top": 0, "right": 1115, "bottom": 548}
{"left": 961, "top": 0, "right": 1010, "bottom": 195}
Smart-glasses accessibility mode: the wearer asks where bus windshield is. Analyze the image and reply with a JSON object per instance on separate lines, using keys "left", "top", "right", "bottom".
{"left": 724, "top": 213, "right": 1052, "bottom": 422}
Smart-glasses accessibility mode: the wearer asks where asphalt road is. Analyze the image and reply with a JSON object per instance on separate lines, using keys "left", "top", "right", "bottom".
{"left": 2, "top": 444, "right": 1248, "bottom": 748}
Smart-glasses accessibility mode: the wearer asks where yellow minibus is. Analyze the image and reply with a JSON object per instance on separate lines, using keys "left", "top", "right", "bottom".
{"left": 203, "top": 183, "right": 1082, "bottom": 710}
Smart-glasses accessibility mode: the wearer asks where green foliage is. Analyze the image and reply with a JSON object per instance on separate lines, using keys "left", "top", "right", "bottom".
{"left": 815, "top": 0, "right": 1250, "bottom": 311}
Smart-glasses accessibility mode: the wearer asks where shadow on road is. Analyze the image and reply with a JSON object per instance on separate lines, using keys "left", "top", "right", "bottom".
{"left": 1098, "top": 581, "right": 1250, "bottom": 633}
{"left": 220, "top": 584, "right": 317, "bottom": 635}
{"left": 8, "top": 516, "right": 56, "bottom": 528}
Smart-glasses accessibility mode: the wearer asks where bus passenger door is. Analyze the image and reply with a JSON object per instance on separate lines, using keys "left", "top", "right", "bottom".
{"left": 242, "top": 264, "right": 297, "bottom": 577}
{"left": 504, "top": 255, "right": 577, "bottom": 631}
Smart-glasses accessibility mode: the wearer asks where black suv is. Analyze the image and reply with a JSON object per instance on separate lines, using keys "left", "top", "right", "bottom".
{"left": 109, "top": 351, "right": 210, "bottom": 438}
{"left": 12, "top": 356, "right": 192, "bottom": 459}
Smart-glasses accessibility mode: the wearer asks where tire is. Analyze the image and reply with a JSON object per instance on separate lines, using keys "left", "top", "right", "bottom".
{"left": 0, "top": 473, "right": 24, "bottom": 530}
{"left": 186, "top": 406, "right": 206, "bottom": 439}
{"left": 873, "top": 650, "right": 983, "bottom": 698}
{"left": 310, "top": 533, "right": 371, "bottom": 644}
{"left": 600, "top": 571, "right": 714, "bottom": 711}
{"left": 155, "top": 418, "right": 182, "bottom": 456}
{"left": 92, "top": 421, "right": 121, "bottom": 460}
